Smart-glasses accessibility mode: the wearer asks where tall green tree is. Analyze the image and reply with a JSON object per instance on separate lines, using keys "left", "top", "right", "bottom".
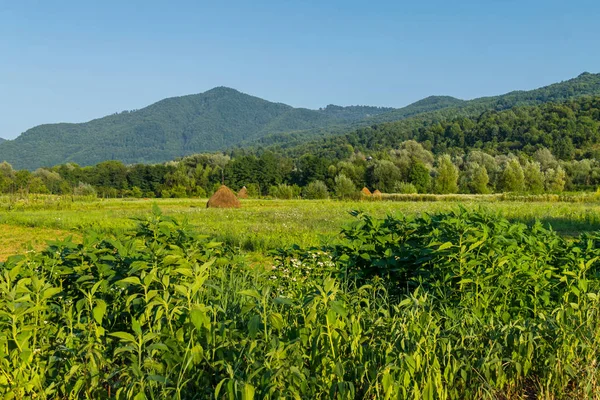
{"left": 499, "top": 158, "right": 525, "bottom": 192}
{"left": 460, "top": 162, "right": 489, "bottom": 194}
{"left": 545, "top": 166, "right": 567, "bottom": 192}
{"left": 408, "top": 162, "right": 431, "bottom": 193}
{"left": 523, "top": 161, "right": 545, "bottom": 194}
{"left": 372, "top": 160, "right": 401, "bottom": 193}
{"left": 434, "top": 155, "right": 459, "bottom": 194}
{"left": 334, "top": 174, "right": 357, "bottom": 199}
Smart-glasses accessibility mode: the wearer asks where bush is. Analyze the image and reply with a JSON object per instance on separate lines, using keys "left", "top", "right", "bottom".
{"left": 245, "top": 183, "right": 260, "bottom": 198}
{"left": 334, "top": 174, "right": 357, "bottom": 199}
{"left": 192, "top": 186, "right": 207, "bottom": 198}
{"left": 393, "top": 182, "right": 418, "bottom": 194}
{"left": 269, "top": 183, "right": 299, "bottom": 199}
{"left": 131, "top": 186, "right": 143, "bottom": 198}
{"left": 73, "top": 182, "right": 97, "bottom": 197}
{"left": 302, "top": 180, "right": 329, "bottom": 199}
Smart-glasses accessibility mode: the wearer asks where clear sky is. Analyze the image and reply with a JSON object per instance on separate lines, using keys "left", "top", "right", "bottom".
{"left": 0, "top": 0, "right": 598, "bottom": 139}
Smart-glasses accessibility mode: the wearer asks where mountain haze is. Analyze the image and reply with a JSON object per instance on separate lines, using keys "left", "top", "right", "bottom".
{"left": 1, "top": 72, "right": 600, "bottom": 170}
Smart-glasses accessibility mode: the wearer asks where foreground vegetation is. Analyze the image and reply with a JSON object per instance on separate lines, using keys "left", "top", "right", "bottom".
{"left": 1, "top": 205, "right": 600, "bottom": 399}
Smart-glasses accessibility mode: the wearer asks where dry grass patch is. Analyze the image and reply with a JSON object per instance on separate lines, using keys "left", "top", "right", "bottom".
{"left": 0, "top": 224, "right": 79, "bottom": 261}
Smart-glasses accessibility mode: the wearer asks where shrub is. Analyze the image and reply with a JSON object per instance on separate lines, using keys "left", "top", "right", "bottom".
{"left": 434, "top": 154, "right": 459, "bottom": 194}
{"left": 269, "top": 183, "right": 295, "bottom": 199}
{"left": 131, "top": 186, "right": 143, "bottom": 198}
{"left": 334, "top": 174, "right": 357, "bottom": 199}
{"left": 245, "top": 183, "right": 260, "bottom": 198}
{"left": 302, "top": 180, "right": 329, "bottom": 199}
{"left": 499, "top": 158, "right": 525, "bottom": 192}
{"left": 73, "top": 181, "right": 97, "bottom": 197}
{"left": 408, "top": 162, "right": 431, "bottom": 193}
{"left": 393, "top": 182, "right": 418, "bottom": 194}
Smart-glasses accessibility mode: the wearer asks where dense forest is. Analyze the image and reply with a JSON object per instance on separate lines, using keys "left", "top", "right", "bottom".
{"left": 1, "top": 95, "right": 600, "bottom": 199}
{"left": 242, "top": 72, "right": 600, "bottom": 150}
{"left": 0, "top": 88, "right": 394, "bottom": 170}
{"left": 277, "top": 96, "right": 600, "bottom": 160}
{"left": 1, "top": 73, "right": 599, "bottom": 171}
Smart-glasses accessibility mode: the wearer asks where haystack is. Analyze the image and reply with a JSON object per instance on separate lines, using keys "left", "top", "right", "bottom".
{"left": 237, "top": 186, "right": 248, "bottom": 199}
{"left": 206, "top": 185, "right": 241, "bottom": 208}
{"left": 373, "top": 189, "right": 382, "bottom": 198}
{"left": 361, "top": 187, "right": 372, "bottom": 196}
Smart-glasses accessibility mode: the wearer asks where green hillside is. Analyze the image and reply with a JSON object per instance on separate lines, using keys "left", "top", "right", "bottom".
{"left": 0, "top": 88, "right": 394, "bottom": 170}
{"left": 2, "top": 72, "right": 600, "bottom": 170}
{"left": 271, "top": 95, "right": 600, "bottom": 164}
{"left": 253, "top": 72, "right": 600, "bottom": 153}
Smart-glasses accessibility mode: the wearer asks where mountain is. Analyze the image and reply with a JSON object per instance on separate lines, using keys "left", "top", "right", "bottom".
{"left": 0, "top": 88, "right": 396, "bottom": 170}
{"left": 1, "top": 72, "right": 600, "bottom": 170}
{"left": 247, "top": 72, "right": 600, "bottom": 151}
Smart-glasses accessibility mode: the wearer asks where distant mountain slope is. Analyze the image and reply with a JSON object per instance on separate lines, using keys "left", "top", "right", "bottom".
{"left": 370, "top": 72, "right": 600, "bottom": 124}
{"left": 1, "top": 72, "right": 600, "bottom": 170}
{"left": 247, "top": 72, "right": 600, "bottom": 150}
{"left": 0, "top": 88, "right": 395, "bottom": 170}
{"left": 272, "top": 95, "right": 600, "bottom": 163}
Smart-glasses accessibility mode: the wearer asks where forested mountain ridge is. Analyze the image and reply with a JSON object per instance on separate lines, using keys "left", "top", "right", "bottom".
{"left": 271, "top": 96, "right": 600, "bottom": 162}
{"left": 371, "top": 72, "right": 600, "bottom": 123}
{"left": 2, "top": 95, "right": 600, "bottom": 199}
{"left": 245, "top": 72, "right": 600, "bottom": 150}
{"left": 1, "top": 72, "right": 600, "bottom": 170}
{"left": 0, "top": 87, "right": 395, "bottom": 170}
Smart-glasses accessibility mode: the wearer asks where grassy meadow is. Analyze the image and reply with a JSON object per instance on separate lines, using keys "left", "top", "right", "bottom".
{"left": 2, "top": 195, "right": 600, "bottom": 259}
{"left": 3, "top": 195, "right": 600, "bottom": 398}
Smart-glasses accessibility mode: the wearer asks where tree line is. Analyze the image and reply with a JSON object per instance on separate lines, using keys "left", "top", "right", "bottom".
{"left": 0, "top": 141, "right": 596, "bottom": 199}
{"left": 1, "top": 95, "right": 599, "bottom": 199}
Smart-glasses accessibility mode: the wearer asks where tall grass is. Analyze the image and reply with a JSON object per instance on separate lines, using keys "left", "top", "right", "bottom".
{"left": 1, "top": 207, "right": 600, "bottom": 398}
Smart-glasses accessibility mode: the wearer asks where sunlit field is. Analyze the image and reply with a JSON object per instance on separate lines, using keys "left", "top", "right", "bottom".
{"left": 2, "top": 195, "right": 600, "bottom": 259}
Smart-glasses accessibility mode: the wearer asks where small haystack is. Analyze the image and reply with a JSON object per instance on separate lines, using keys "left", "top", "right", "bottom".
{"left": 373, "top": 189, "right": 382, "bottom": 198}
{"left": 207, "top": 185, "right": 241, "bottom": 208}
{"left": 237, "top": 186, "right": 248, "bottom": 199}
{"left": 361, "top": 187, "right": 372, "bottom": 196}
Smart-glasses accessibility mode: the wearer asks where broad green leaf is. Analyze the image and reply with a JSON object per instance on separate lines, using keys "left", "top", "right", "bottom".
{"left": 269, "top": 313, "right": 284, "bottom": 330}
{"left": 438, "top": 242, "right": 453, "bottom": 251}
{"left": 117, "top": 277, "right": 141, "bottom": 286}
{"left": 242, "top": 383, "right": 255, "bottom": 400}
{"left": 238, "top": 289, "right": 261, "bottom": 300}
{"left": 92, "top": 299, "right": 107, "bottom": 324}
{"left": 109, "top": 332, "right": 136, "bottom": 343}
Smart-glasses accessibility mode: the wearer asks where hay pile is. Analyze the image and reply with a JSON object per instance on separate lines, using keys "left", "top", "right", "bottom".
{"left": 373, "top": 189, "right": 382, "bottom": 198}
{"left": 237, "top": 186, "right": 248, "bottom": 199}
{"left": 206, "top": 185, "right": 241, "bottom": 208}
{"left": 361, "top": 187, "right": 372, "bottom": 196}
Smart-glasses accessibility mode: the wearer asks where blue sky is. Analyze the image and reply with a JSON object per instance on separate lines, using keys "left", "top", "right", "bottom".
{"left": 0, "top": 0, "right": 598, "bottom": 139}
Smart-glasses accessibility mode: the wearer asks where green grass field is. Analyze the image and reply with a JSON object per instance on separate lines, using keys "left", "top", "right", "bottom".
{"left": 2, "top": 196, "right": 600, "bottom": 259}
{"left": 4, "top": 195, "right": 600, "bottom": 398}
